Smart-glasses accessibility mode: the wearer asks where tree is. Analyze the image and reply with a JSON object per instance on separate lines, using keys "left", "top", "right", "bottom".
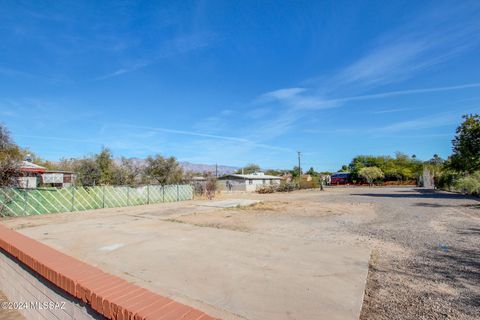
{"left": 95, "top": 147, "right": 114, "bottom": 185}
{"left": 306, "top": 167, "right": 318, "bottom": 176}
{"left": 112, "top": 157, "right": 143, "bottom": 186}
{"left": 264, "top": 169, "right": 283, "bottom": 176}
{"left": 236, "top": 163, "right": 261, "bottom": 174}
{"left": 75, "top": 158, "right": 101, "bottom": 186}
{"left": 291, "top": 166, "right": 301, "bottom": 178}
{"left": 0, "top": 124, "right": 22, "bottom": 187}
{"left": 358, "top": 166, "right": 384, "bottom": 186}
{"left": 450, "top": 114, "right": 480, "bottom": 173}
{"left": 144, "top": 155, "right": 183, "bottom": 185}
{"left": 429, "top": 154, "right": 444, "bottom": 166}
{"left": 348, "top": 153, "right": 422, "bottom": 182}
{"left": 424, "top": 154, "right": 445, "bottom": 182}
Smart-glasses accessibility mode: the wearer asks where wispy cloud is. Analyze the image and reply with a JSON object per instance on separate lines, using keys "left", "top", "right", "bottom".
{"left": 104, "top": 123, "right": 293, "bottom": 152}
{"left": 374, "top": 113, "right": 460, "bottom": 133}
{"left": 247, "top": 1, "right": 480, "bottom": 144}
{"left": 327, "top": 3, "right": 480, "bottom": 91}
{"left": 95, "top": 61, "right": 151, "bottom": 80}
{"left": 259, "top": 87, "right": 306, "bottom": 102}
{"left": 245, "top": 80, "right": 480, "bottom": 146}
{"left": 96, "top": 32, "right": 216, "bottom": 80}
{"left": 13, "top": 134, "right": 102, "bottom": 145}
{"left": 192, "top": 3, "right": 480, "bottom": 156}
{"left": 257, "top": 82, "right": 480, "bottom": 113}
{"left": 371, "top": 107, "right": 415, "bottom": 114}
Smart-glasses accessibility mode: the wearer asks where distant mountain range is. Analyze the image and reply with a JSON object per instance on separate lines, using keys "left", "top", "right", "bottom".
{"left": 179, "top": 161, "right": 238, "bottom": 175}
{"left": 112, "top": 158, "right": 238, "bottom": 175}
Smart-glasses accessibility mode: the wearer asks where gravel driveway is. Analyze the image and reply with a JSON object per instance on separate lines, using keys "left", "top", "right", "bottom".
{"left": 335, "top": 188, "right": 480, "bottom": 320}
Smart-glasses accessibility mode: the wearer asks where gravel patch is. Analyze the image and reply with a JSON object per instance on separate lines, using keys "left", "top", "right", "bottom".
{"left": 329, "top": 188, "right": 480, "bottom": 320}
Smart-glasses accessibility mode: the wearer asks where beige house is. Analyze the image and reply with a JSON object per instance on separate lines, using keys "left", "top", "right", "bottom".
{"left": 218, "top": 172, "right": 283, "bottom": 192}
{"left": 17, "top": 161, "right": 77, "bottom": 188}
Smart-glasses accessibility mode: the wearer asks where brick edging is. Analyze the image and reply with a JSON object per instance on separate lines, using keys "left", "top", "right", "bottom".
{"left": 0, "top": 224, "right": 216, "bottom": 320}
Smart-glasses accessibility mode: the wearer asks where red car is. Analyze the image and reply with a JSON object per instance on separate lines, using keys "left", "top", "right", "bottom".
{"left": 330, "top": 172, "right": 350, "bottom": 185}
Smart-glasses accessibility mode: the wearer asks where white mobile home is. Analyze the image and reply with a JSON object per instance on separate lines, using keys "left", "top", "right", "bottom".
{"left": 218, "top": 172, "right": 283, "bottom": 192}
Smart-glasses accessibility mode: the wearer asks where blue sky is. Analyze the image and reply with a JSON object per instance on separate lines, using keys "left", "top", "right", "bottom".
{"left": 0, "top": 1, "right": 479, "bottom": 171}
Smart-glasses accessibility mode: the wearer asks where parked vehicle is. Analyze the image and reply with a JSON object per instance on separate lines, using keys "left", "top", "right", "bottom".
{"left": 331, "top": 172, "right": 350, "bottom": 185}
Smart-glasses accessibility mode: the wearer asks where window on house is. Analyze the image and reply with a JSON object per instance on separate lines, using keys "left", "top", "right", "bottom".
{"left": 248, "top": 179, "right": 253, "bottom": 184}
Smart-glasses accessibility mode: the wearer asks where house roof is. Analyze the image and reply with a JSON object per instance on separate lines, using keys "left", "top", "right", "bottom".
{"left": 219, "top": 173, "right": 283, "bottom": 180}
{"left": 19, "top": 161, "right": 46, "bottom": 173}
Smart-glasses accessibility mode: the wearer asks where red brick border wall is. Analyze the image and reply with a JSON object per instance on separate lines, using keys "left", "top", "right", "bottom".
{"left": 0, "top": 224, "right": 217, "bottom": 320}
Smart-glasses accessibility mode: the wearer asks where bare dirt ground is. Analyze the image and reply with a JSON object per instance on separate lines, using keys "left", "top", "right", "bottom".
{"left": 2, "top": 187, "right": 479, "bottom": 319}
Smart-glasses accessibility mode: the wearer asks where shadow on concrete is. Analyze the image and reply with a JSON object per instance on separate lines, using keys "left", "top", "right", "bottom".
{"left": 352, "top": 188, "right": 480, "bottom": 201}
{"left": 411, "top": 202, "right": 480, "bottom": 209}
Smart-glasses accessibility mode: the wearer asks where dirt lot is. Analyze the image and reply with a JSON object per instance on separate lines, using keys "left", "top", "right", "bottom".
{"left": 2, "top": 187, "right": 479, "bottom": 319}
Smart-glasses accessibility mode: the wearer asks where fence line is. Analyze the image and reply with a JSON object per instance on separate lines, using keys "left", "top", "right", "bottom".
{"left": 0, "top": 184, "right": 193, "bottom": 217}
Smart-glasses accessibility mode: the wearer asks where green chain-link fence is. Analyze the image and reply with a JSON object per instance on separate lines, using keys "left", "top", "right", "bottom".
{"left": 0, "top": 184, "right": 193, "bottom": 216}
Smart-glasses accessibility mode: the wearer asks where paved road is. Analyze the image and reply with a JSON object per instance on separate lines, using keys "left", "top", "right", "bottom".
{"left": 324, "top": 188, "right": 480, "bottom": 320}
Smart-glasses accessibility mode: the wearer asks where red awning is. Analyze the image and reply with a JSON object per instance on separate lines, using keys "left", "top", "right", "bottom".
{"left": 18, "top": 161, "right": 46, "bottom": 174}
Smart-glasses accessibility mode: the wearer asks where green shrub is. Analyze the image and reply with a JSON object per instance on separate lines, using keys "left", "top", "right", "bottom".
{"left": 436, "top": 171, "right": 457, "bottom": 191}
{"left": 455, "top": 172, "right": 480, "bottom": 195}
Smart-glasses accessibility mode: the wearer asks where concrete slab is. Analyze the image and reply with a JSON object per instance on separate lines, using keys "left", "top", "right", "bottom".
{"left": 3, "top": 199, "right": 371, "bottom": 320}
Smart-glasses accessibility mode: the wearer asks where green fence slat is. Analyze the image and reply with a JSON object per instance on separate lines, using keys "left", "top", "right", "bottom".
{"left": 0, "top": 184, "right": 193, "bottom": 216}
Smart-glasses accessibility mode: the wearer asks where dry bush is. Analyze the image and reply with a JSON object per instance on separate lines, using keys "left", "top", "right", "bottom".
{"left": 256, "top": 185, "right": 276, "bottom": 193}
{"left": 205, "top": 177, "right": 217, "bottom": 199}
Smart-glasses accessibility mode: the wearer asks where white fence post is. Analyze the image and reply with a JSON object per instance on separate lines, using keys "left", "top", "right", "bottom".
{"left": 102, "top": 186, "right": 105, "bottom": 208}
{"left": 147, "top": 185, "right": 150, "bottom": 204}
{"left": 71, "top": 187, "right": 75, "bottom": 212}
{"left": 23, "top": 189, "right": 28, "bottom": 215}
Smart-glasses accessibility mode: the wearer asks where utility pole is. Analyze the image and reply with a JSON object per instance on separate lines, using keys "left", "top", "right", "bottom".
{"left": 297, "top": 151, "right": 302, "bottom": 180}
{"left": 215, "top": 163, "right": 218, "bottom": 178}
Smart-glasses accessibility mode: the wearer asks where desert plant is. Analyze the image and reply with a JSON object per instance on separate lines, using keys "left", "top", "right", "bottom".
{"left": 256, "top": 185, "right": 276, "bottom": 194}
{"left": 277, "top": 182, "right": 297, "bottom": 192}
{"left": 358, "top": 166, "right": 384, "bottom": 186}
{"left": 205, "top": 176, "right": 217, "bottom": 199}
